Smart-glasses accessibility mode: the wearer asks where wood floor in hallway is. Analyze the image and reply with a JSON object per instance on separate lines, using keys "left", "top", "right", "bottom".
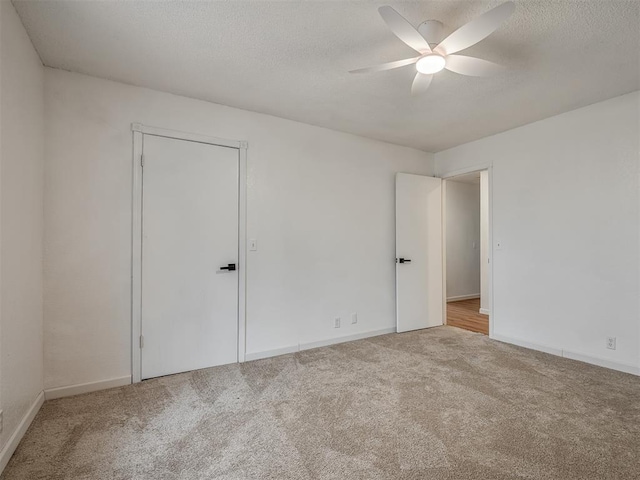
{"left": 446, "top": 298, "right": 489, "bottom": 335}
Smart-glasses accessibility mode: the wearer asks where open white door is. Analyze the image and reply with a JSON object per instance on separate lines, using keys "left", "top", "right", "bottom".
{"left": 396, "top": 173, "right": 443, "bottom": 333}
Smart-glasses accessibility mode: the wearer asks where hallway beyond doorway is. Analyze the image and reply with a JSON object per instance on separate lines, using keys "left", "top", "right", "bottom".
{"left": 447, "top": 298, "right": 489, "bottom": 335}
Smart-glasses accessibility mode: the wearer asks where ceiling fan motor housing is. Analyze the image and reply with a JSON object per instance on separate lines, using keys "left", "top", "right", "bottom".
{"left": 418, "top": 20, "right": 445, "bottom": 46}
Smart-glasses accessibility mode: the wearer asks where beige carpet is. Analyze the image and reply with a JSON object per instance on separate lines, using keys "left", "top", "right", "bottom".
{"left": 3, "top": 326, "right": 640, "bottom": 479}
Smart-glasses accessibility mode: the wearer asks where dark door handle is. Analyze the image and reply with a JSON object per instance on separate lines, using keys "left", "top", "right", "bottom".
{"left": 219, "top": 263, "right": 236, "bottom": 271}
{"left": 396, "top": 258, "right": 411, "bottom": 264}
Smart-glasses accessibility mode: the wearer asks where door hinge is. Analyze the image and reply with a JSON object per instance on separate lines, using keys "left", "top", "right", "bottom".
{"left": 139, "top": 335, "right": 144, "bottom": 348}
{"left": 140, "top": 155, "right": 144, "bottom": 167}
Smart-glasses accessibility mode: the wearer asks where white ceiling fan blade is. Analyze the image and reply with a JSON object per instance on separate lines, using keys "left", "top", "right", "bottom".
{"left": 378, "top": 6, "right": 432, "bottom": 54}
{"left": 434, "top": 1, "right": 515, "bottom": 56}
{"left": 411, "top": 73, "right": 433, "bottom": 95}
{"left": 349, "top": 57, "right": 420, "bottom": 74}
{"left": 445, "top": 55, "right": 505, "bottom": 76}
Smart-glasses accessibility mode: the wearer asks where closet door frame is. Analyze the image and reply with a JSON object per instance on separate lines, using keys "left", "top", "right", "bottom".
{"left": 131, "top": 123, "right": 248, "bottom": 383}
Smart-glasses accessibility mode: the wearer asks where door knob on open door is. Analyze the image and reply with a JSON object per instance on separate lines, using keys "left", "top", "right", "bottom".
{"left": 396, "top": 258, "right": 411, "bottom": 264}
{"left": 219, "top": 263, "right": 236, "bottom": 271}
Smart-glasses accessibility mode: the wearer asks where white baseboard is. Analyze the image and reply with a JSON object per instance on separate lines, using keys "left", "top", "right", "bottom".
{"left": 0, "top": 391, "right": 44, "bottom": 474}
{"left": 491, "top": 334, "right": 563, "bottom": 356}
{"left": 562, "top": 350, "right": 639, "bottom": 376}
{"left": 44, "top": 376, "right": 131, "bottom": 400}
{"left": 245, "top": 345, "right": 299, "bottom": 362}
{"left": 447, "top": 294, "right": 480, "bottom": 302}
{"left": 299, "top": 327, "right": 396, "bottom": 351}
{"left": 479, "top": 308, "right": 490, "bottom": 315}
{"left": 491, "top": 334, "right": 639, "bottom": 376}
{"left": 244, "top": 327, "right": 397, "bottom": 362}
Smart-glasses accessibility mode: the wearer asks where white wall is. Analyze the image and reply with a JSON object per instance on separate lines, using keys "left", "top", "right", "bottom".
{"left": 479, "top": 170, "right": 489, "bottom": 313}
{"left": 43, "top": 68, "right": 434, "bottom": 389}
{"left": 436, "top": 91, "right": 640, "bottom": 373}
{"left": 0, "top": 0, "right": 44, "bottom": 461}
{"left": 445, "top": 180, "right": 480, "bottom": 301}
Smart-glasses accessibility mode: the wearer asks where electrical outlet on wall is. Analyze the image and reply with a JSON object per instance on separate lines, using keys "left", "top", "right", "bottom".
{"left": 351, "top": 313, "right": 358, "bottom": 324}
{"left": 334, "top": 317, "right": 341, "bottom": 328}
{"left": 606, "top": 337, "right": 616, "bottom": 350}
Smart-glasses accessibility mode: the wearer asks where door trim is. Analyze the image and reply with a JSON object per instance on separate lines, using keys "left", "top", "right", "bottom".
{"left": 440, "top": 164, "right": 494, "bottom": 338}
{"left": 131, "top": 123, "right": 248, "bottom": 383}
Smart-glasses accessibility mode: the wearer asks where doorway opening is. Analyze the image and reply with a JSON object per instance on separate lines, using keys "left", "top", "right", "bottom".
{"left": 443, "top": 169, "right": 490, "bottom": 335}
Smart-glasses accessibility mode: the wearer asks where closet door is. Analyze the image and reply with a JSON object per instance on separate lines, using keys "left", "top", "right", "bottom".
{"left": 141, "top": 134, "right": 239, "bottom": 379}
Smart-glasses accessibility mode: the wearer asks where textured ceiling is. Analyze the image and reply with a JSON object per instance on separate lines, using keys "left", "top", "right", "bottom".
{"left": 13, "top": 0, "right": 640, "bottom": 152}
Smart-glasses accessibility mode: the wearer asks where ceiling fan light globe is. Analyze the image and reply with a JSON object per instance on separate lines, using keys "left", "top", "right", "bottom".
{"left": 416, "top": 54, "right": 446, "bottom": 75}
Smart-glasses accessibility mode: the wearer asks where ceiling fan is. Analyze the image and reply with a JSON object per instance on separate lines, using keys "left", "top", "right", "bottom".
{"left": 350, "top": 2, "right": 515, "bottom": 95}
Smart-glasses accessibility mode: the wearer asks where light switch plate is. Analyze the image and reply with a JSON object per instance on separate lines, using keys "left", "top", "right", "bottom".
{"left": 249, "top": 239, "right": 257, "bottom": 251}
